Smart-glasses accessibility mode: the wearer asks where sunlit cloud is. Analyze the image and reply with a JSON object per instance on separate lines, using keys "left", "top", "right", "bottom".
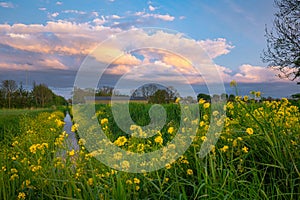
{"left": 0, "top": 1, "right": 14, "bottom": 8}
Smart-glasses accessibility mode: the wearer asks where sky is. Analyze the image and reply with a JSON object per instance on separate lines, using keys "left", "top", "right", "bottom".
{"left": 0, "top": 0, "right": 299, "bottom": 99}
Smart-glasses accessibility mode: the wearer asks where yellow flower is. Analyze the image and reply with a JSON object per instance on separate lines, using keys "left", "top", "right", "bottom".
{"left": 11, "top": 168, "right": 18, "bottom": 173}
{"left": 154, "top": 135, "right": 163, "bottom": 145}
{"left": 68, "top": 149, "right": 75, "bottom": 157}
{"left": 187, "top": 169, "right": 193, "bottom": 175}
{"left": 201, "top": 136, "right": 207, "bottom": 141}
{"left": 87, "top": 178, "right": 93, "bottom": 186}
{"left": 164, "top": 177, "right": 169, "bottom": 182}
{"left": 199, "top": 121, "right": 205, "bottom": 127}
{"left": 71, "top": 123, "right": 79, "bottom": 132}
{"left": 220, "top": 145, "right": 229, "bottom": 153}
{"left": 12, "top": 141, "right": 19, "bottom": 147}
{"left": 212, "top": 111, "right": 219, "bottom": 116}
{"left": 242, "top": 146, "right": 249, "bottom": 153}
{"left": 10, "top": 174, "right": 19, "bottom": 180}
{"left": 246, "top": 128, "right": 254, "bottom": 135}
{"left": 243, "top": 96, "right": 249, "bottom": 101}
{"left": 203, "top": 102, "right": 210, "bottom": 109}
{"left": 198, "top": 98, "right": 206, "bottom": 104}
{"left": 126, "top": 180, "right": 133, "bottom": 185}
{"left": 100, "top": 118, "right": 108, "bottom": 125}
{"left": 230, "top": 80, "right": 237, "bottom": 87}
{"left": 18, "top": 192, "right": 26, "bottom": 200}
{"left": 135, "top": 185, "right": 140, "bottom": 191}
{"left": 165, "top": 163, "right": 171, "bottom": 169}
{"left": 133, "top": 178, "right": 140, "bottom": 184}
{"left": 121, "top": 160, "right": 130, "bottom": 170}
{"left": 78, "top": 138, "right": 86, "bottom": 145}
{"left": 113, "top": 152, "right": 123, "bottom": 160}
{"left": 175, "top": 97, "right": 180, "bottom": 103}
{"left": 167, "top": 127, "right": 174, "bottom": 134}
{"left": 255, "top": 91, "right": 261, "bottom": 98}
{"left": 114, "top": 136, "right": 127, "bottom": 147}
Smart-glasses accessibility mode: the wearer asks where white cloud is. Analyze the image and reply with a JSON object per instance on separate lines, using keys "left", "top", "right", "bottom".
{"left": 39, "top": 7, "right": 47, "bottom": 11}
{"left": 232, "top": 64, "right": 282, "bottom": 83}
{"left": 56, "top": 1, "right": 63, "bottom": 5}
{"left": 149, "top": 5, "right": 156, "bottom": 11}
{"left": 51, "top": 12, "right": 59, "bottom": 18}
{"left": 0, "top": 2, "right": 14, "bottom": 8}
{"left": 63, "top": 10, "right": 86, "bottom": 15}
{"left": 91, "top": 11, "right": 99, "bottom": 17}
{"left": 133, "top": 12, "right": 175, "bottom": 21}
{"left": 179, "top": 16, "right": 186, "bottom": 20}
{"left": 93, "top": 16, "right": 106, "bottom": 25}
{"left": 198, "top": 38, "right": 234, "bottom": 59}
{"left": 110, "top": 14, "right": 121, "bottom": 19}
{"left": 7, "top": 33, "right": 29, "bottom": 39}
{"left": 143, "top": 13, "right": 175, "bottom": 21}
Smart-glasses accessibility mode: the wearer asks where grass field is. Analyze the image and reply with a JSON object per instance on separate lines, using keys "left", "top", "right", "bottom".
{"left": 0, "top": 98, "right": 299, "bottom": 199}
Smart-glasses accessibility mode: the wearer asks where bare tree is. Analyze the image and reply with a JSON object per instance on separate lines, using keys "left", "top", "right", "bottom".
{"left": 262, "top": 0, "right": 300, "bottom": 83}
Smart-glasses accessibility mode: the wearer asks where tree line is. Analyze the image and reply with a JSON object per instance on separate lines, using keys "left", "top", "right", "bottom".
{"left": 0, "top": 80, "right": 67, "bottom": 109}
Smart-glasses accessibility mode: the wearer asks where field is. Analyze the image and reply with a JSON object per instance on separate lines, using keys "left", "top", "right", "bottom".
{"left": 0, "top": 98, "right": 299, "bottom": 199}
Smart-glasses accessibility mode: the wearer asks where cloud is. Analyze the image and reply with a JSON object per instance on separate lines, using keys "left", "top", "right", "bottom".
{"left": 51, "top": 12, "right": 59, "bottom": 18}
{"left": 0, "top": 2, "right": 14, "bottom": 8}
{"left": 39, "top": 7, "right": 47, "bottom": 11}
{"left": 231, "top": 64, "right": 283, "bottom": 83}
{"left": 110, "top": 14, "right": 121, "bottom": 19}
{"left": 149, "top": 5, "right": 156, "bottom": 11}
{"left": 198, "top": 38, "right": 234, "bottom": 58}
{"left": 134, "top": 12, "right": 175, "bottom": 21}
{"left": 93, "top": 17, "right": 106, "bottom": 25}
{"left": 56, "top": 1, "right": 63, "bottom": 5}
{"left": 63, "top": 10, "right": 86, "bottom": 15}
{"left": 179, "top": 16, "right": 186, "bottom": 20}
{"left": 144, "top": 13, "right": 175, "bottom": 21}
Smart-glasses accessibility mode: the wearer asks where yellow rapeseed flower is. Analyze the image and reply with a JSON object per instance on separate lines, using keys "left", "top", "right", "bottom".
{"left": 18, "top": 192, "right": 26, "bottom": 200}
{"left": 68, "top": 149, "right": 75, "bottom": 157}
{"left": 220, "top": 145, "right": 229, "bottom": 152}
{"left": 198, "top": 98, "right": 206, "bottom": 104}
{"left": 10, "top": 174, "right": 19, "bottom": 181}
{"left": 126, "top": 180, "right": 133, "bottom": 185}
{"left": 133, "top": 178, "right": 140, "bottom": 184}
{"left": 230, "top": 80, "right": 237, "bottom": 87}
{"left": 135, "top": 185, "right": 140, "bottom": 191}
{"left": 87, "top": 178, "right": 93, "bottom": 186}
{"left": 242, "top": 146, "right": 249, "bottom": 153}
{"left": 114, "top": 136, "right": 127, "bottom": 146}
{"left": 187, "top": 169, "right": 193, "bottom": 175}
{"left": 203, "top": 102, "right": 210, "bottom": 109}
{"left": 154, "top": 135, "right": 163, "bottom": 145}
{"left": 100, "top": 118, "right": 108, "bottom": 125}
{"left": 165, "top": 163, "right": 171, "bottom": 169}
{"left": 246, "top": 128, "right": 254, "bottom": 135}
{"left": 167, "top": 127, "right": 174, "bottom": 134}
{"left": 71, "top": 123, "right": 79, "bottom": 132}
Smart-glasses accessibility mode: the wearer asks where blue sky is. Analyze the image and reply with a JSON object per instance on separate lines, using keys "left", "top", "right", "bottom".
{"left": 0, "top": 0, "right": 298, "bottom": 98}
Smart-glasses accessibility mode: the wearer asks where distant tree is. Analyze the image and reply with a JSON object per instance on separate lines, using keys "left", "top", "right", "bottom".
{"left": 221, "top": 93, "right": 228, "bottom": 101}
{"left": 197, "top": 93, "right": 211, "bottom": 102}
{"left": 212, "top": 94, "right": 220, "bottom": 102}
{"left": 131, "top": 84, "right": 158, "bottom": 100}
{"left": 291, "top": 93, "right": 300, "bottom": 99}
{"left": 1, "top": 80, "right": 17, "bottom": 108}
{"left": 149, "top": 89, "right": 170, "bottom": 104}
{"left": 32, "top": 83, "right": 55, "bottom": 107}
{"left": 262, "top": 0, "right": 300, "bottom": 83}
